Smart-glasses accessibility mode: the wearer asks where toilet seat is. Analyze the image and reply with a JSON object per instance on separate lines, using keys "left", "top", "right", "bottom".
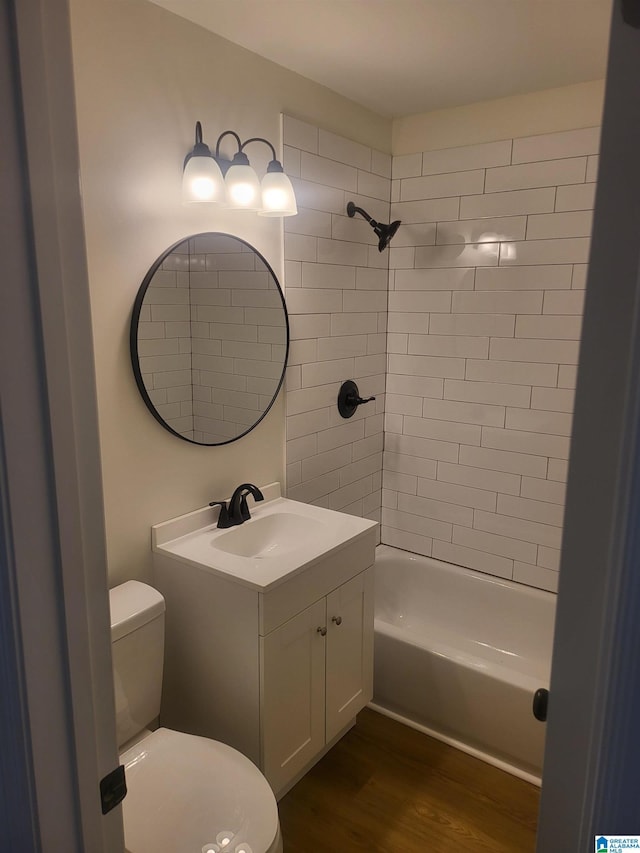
{"left": 120, "top": 728, "right": 281, "bottom": 853}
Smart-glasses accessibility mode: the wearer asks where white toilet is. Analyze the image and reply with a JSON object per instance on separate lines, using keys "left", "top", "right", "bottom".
{"left": 109, "top": 580, "right": 283, "bottom": 853}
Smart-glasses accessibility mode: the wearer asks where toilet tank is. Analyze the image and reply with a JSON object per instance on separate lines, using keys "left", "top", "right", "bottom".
{"left": 109, "top": 581, "right": 165, "bottom": 749}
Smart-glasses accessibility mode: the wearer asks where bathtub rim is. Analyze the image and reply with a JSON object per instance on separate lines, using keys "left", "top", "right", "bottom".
{"left": 368, "top": 702, "right": 542, "bottom": 787}
{"left": 375, "top": 543, "right": 557, "bottom": 605}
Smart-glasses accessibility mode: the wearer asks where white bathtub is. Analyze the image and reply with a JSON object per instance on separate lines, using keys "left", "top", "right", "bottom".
{"left": 371, "top": 544, "right": 556, "bottom": 785}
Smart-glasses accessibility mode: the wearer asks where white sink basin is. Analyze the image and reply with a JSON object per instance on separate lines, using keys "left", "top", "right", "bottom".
{"left": 152, "top": 488, "right": 378, "bottom": 591}
{"left": 213, "top": 511, "right": 326, "bottom": 559}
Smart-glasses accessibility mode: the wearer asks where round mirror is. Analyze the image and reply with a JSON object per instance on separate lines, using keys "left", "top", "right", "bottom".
{"left": 130, "top": 232, "right": 289, "bottom": 445}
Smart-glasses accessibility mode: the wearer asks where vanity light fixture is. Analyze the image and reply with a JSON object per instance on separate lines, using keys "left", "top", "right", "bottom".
{"left": 182, "top": 122, "right": 297, "bottom": 216}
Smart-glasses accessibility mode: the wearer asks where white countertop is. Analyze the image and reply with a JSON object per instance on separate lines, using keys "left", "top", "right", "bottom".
{"left": 152, "top": 487, "right": 378, "bottom": 592}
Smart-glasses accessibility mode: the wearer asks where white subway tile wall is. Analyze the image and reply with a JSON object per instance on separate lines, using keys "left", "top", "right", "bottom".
{"left": 385, "top": 125, "right": 600, "bottom": 592}
{"left": 283, "top": 117, "right": 599, "bottom": 594}
{"left": 283, "top": 116, "right": 390, "bottom": 523}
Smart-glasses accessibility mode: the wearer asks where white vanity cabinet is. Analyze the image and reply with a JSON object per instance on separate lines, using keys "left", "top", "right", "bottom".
{"left": 152, "top": 491, "right": 377, "bottom": 799}
{"left": 261, "top": 568, "right": 373, "bottom": 795}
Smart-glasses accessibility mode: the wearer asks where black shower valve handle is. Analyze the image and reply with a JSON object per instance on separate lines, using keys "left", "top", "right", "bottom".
{"left": 348, "top": 391, "right": 376, "bottom": 406}
{"left": 338, "top": 379, "right": 376, "bottom": 418}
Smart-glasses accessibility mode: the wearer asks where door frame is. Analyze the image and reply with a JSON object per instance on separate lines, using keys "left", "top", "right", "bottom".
{"left": 3, "top": 0, "right": 640, "bottom": 848}
{"left": 537, "top": 0, "right": 640, "bottom": 844}
{"left": 0, "top": 1, "right": 123, "bottom": 850}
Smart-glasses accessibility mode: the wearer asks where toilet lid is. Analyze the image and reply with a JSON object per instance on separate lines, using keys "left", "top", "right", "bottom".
{"left": 120, "top": 728, "right": 279, "bottom": 853}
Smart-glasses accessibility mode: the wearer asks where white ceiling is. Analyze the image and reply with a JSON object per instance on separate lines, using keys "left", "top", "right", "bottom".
{"left": 150, "top": 0, "right": 613, "bottom": 118}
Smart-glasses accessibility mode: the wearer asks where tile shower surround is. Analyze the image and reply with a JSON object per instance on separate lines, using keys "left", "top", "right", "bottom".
{"left": 282, "top": 116, "right": 390, "bottom": 523}
{"left": 283, "top": 116, "right": 599, "bottom": 593}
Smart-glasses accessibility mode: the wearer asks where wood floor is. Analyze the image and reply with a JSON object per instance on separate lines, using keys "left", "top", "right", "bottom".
{"left": 279, "top": 708, "right": 540, "bottom": 852}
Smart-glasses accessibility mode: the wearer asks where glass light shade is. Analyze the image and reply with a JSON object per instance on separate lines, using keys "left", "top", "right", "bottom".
{"left": 224, "top": 164, "right": 261, "bottom": 210}
{"left": 182, "top": 155, "right": 226, "bottom": 203}
{"left": 258, "top": 171, "right": 298, "bottom": 217}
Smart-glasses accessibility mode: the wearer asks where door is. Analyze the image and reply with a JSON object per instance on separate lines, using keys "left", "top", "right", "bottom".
{"left": 1, "top": 1, "right": 123, "bottom": 850}
{"left": 260, "top": 598, "right": 326, "bottom": 794}
{"left": 537, "top": 1, "right": 640, "bottom": 843}
{"left": 325, "top": 568, "right": 374, "bottom": 743}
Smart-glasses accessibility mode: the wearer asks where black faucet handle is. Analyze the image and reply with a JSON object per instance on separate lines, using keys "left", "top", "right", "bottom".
{"left": 209, "top": 500, "right": 231, "bottom": 529}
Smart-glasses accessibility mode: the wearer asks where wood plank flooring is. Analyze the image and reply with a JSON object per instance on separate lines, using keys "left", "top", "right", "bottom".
{"left": 279, "top": 708, "right": 540, "bottom": 852}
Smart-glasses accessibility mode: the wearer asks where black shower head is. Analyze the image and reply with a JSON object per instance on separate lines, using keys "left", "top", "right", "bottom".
{"left": 373, "top": 218, "right": 402, "bottom": 251}
{"left": 347, "top": 201, "right": 401, "bottom": 252}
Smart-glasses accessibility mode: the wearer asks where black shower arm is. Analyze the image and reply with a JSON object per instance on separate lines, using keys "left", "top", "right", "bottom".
{"left": 347, "top": 202, "right": 382, "bottom": 227}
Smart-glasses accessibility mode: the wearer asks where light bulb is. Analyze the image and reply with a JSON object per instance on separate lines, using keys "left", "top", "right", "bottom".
{"left": 224, "top": 163, "right": 261, "bottom": 210}
{"left": 182, "top": 155, "right": 225, "bottom": 204}
{"left": 259, "top": 169, "right": 297, "bottom": 217}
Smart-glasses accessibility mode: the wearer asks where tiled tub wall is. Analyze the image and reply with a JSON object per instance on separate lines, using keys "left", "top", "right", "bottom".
{"left": 282, "top": 116, "right": 391, "bottom": 521}
{"left": 383, "top": 126, "right": 600, "bottom": 592}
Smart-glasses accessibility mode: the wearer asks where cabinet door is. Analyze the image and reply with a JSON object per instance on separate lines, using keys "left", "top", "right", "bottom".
{"left": 260, "top": 597, "right": 326, "bottom": 794}
{"left": 325, "top": 568, "right": 374, "bottom": 743}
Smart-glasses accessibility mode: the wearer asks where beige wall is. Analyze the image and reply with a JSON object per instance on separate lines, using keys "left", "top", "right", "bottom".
{"left": 69, "top": 0, "right": 390, "bottom": 585}
{"left": 393, "top": 80, "right": 605, "bottom": 154}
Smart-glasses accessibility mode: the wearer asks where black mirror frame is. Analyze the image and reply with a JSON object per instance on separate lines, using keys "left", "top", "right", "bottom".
{"left": 130, "top": 232, "right": 289, "bottom": 446}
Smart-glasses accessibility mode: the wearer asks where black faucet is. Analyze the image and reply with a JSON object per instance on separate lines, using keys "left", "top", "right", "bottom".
{"left": 227, "top": 483, "right": 264, "bottom": 526}
{"left": 210, "top": 484, "right": 264, "bottom": 528}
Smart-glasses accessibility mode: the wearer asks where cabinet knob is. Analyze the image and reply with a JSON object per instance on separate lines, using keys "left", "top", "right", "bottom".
{"left": 317, "top": 626, "right": 327, "bottom": 636}
{"left": 331, "top": 616, "right": 343, "bottom": 626}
